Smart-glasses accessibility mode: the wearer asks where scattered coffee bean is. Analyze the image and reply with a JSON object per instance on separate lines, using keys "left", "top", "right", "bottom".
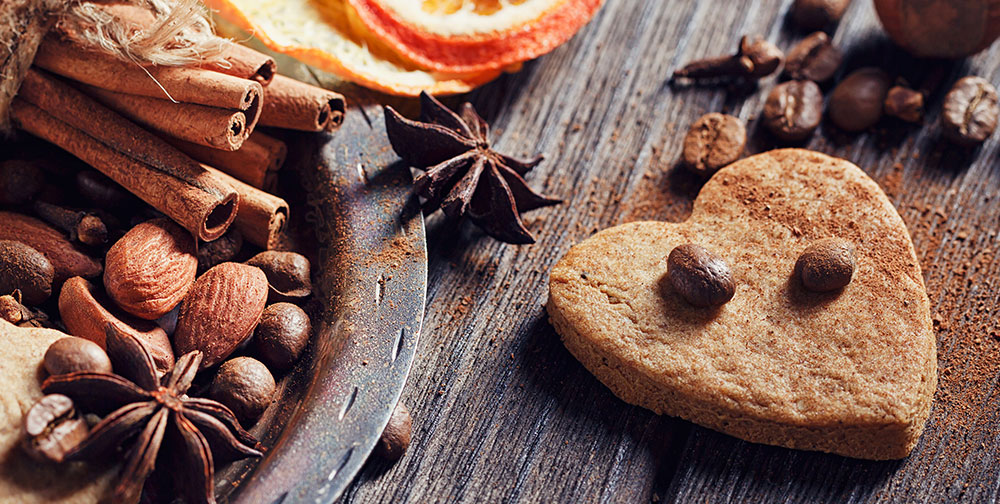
{"left": 792, "top": 0, "right": 851, "bottom": 30}
{"left": 76, "top": 170, "right": 134, "bottom": 210}
{"left": 253, "top": 303, "right": 312, "bottom": 371}
{"left": 0, "top": 240, "right": 55, "bottom": 305}
{"left": 21, "top": 394, "right": 89, "bottom": 463}
{"left": 681, "top": 113, "right": 747, "bottom": 177}
{"left": 783, "top": 32, "right": 843, "bottom": 82}
{"left": 667, "top": 244, "right": 735, "bottom": 307}
{"left": 209, "top": 357, "right": 276, "bottom": 424}
{"left": 941, "top": 76, "right": 1000, "bottom": 146}
{"left": 884, "top": 85, "right": 925, "bottom": 123}
{"left": 198, "top": 229, "right": 244, "bottom": 273}
{"left": 763, "top": 80, "right": 824, "bottom": 141}
{"left": 828, "top": 67, "right": 891, "bottom": 132}
{"left": 375, "top": 401, "right": 412, "bottom": 461}
{"left": 674, "top": 35, "right": 784, "bottom": 81}
{"left": 0, "top": 160, "right": 44, "bottom": 206}
{"left": 44, "top": 337, "right": 113, "bottom": 375}
{"left": 796, "top": 238, "right": 856, "bottom": 292}
{"left": 245, "top": 251, "right": 313, "bottom": 302}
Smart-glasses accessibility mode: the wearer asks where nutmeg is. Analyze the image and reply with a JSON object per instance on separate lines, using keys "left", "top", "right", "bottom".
{"left": 209, "top": 357, "right": 276, "bottom": 425}
{"left": 0, "top": 240, "right": 54, "bottom": 305}
{"left": 875, "top": 0, "right": 1000, "bottom": 58}
{"left": 44, "top": 337, "right": 113, "bottom": 375}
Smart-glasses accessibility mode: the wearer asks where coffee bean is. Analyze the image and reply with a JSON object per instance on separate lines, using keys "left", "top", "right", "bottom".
{"left": 941, "top": 76, "right": 1000, "bottom": 146}
{"left": 209, "top": 357, "right": 276, "bottom": 425}
{"left": 44, "top": 337, "right": 113, "bottom": 376}
{"left": 792, "top": 0, "right": 851, "bottom": 30}
{"left": 667, "top": 244, "right": 735, "bottom": 307}
{"left": 783, "top": 32, "right": 843, "bottom": 82}
{"left": 796, "top": 238, "right": 855, "bottom": 292}
{"left": 828, "top": 67, "right": 891, "bottom": 132}
{"left": 884, "top": 85, "right": 925, "bottom": 123}
{"left": 375, "top": 401, "right": 412, "bottom": 461}
{"left": 0, "top": 240, "right": 54, "bottom": 305}
{"left": 253, "top": 303, "right": 311, "bottom": 371}
{"left": 763, "top": 80, "right": 824, "bottom": 141}
{"left": 681, "top": 113, "right": 746, "bottom": 177}
{"left": 21, "top": 394, "right": 89, "bottom": 463}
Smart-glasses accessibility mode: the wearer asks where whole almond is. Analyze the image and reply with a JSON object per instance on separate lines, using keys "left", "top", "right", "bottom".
{"left": 174, "top": 262, "right": 268, "bottom": 369}
{"left": 0, "top": 211, "right": 101, "bottom": 282}
{"left": 59, "top": 276, "right": 175, "bottom": 375}
{"left": 104, "top": 218, "right": 197, "bottom": 320}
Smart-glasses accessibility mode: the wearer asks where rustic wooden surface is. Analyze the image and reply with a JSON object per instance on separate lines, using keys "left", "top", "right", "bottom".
{"left": 322, "top": 0, "right": 1000, "bottom": 502}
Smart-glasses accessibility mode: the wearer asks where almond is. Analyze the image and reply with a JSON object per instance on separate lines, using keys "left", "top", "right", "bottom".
{"left": 59, "top": 276, "right": 175, "bottom": 376}
{"left": 104, "top": 218, "right": 197, "bottom": 320}
{"left": 174, "top": 262, "right": 268, "bottom": 369}
{"left": 0, "top": 211, "right": 101, "bottom": 282}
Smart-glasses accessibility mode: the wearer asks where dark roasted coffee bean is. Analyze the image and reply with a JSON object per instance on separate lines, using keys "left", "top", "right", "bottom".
{"left": 784, "top": 32, "right": 843, "bottom": 82}
{"left": 763, "top": 80, "right": 824, "bottom": 141}
{"left": 0, "top": 160, "right": 44, "bottom": 206}
{"left": 884, "top": 85, "right": 925, "bottom": 123}
{"left": 376, "top": 401, "right": 412, "bottom": 461}
{"left": 828, "top": 67, "right": 891, "bottom": 132}
{"left": 667, "top": 244, "right": 735, "bottom": 307}
{"left": 209, "top": 357, "right": 276, "bottom": 425}
{"left": 796, "top": 238, "right": 855, "bottom": 292}
{"left": 792, "top": 0, "right": 851, "bottom": 30}
{"left": 21, "top": 394, "right": 89, "bottom": 463}
{"left": 253, "top": 302, "right": 311, "bottom": 371}
{"left": 681, "top": 113, "right": 746, "bottom": 177}
{"left": 941, "top": 76, "right": 999, "bottom": 146}
{"left": 44, "top": 337, "right": 113, "bottom": 376}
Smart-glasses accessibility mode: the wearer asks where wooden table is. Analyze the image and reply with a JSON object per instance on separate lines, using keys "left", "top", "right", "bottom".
{"left": 329, "top": 1, "right": 1000, "bottom": 501}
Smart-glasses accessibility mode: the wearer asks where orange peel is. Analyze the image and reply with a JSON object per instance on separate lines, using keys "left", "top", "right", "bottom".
{"left": 344, "top": 0, "right": 605, "bottom": 74}
{"left": 204, "top": 0, "right": 502, "bottom": 96}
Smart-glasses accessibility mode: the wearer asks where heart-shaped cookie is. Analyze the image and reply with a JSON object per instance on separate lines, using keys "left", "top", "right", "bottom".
{"left": 547, "top": 148, "right": 936, "bottom": 460}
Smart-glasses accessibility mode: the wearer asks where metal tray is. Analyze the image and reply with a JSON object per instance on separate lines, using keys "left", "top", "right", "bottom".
{"left": 215, "top": 104, "right": 427, "bottom": 504}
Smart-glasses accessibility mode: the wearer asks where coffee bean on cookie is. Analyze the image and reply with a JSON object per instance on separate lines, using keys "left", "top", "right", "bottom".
{"left": 681, "top": 113, "right": 746, "bottom": 177}
{"left": 796, "top": 238, "right": 855, "bottom": 292}
{"left": 667, "top": 244, "right": 735, "bottom": 307}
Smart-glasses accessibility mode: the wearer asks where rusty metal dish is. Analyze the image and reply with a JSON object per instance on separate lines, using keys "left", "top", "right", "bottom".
{"left": 214, "top": 105, "right": 427, "bottom": 503}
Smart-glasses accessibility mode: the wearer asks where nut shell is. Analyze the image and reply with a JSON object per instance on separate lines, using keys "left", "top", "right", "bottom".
{"left": 104, "top": 218, "right": 197, "bottom": 320}
{"left": 174, "top": 262, "right": 269, "bottom": 369}
{"left": 245, "top": 251, "right": 312, "bottom": 302}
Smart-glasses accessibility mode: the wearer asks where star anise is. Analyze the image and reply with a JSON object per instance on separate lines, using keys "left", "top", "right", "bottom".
{"left": 41, "top": 323, "right": 261, "bottom": 504}
{"left": 384, "top": 92, "right": 561, "bottom": 244}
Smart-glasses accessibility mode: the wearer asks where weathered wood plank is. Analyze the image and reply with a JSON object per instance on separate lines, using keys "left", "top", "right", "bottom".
{"left": 337, "top": 0, "right": 1000, "bottom": 502}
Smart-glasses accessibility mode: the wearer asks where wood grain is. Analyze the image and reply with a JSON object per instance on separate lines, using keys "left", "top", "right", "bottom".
{"left": 316, "top": 0, "right": 1000, "bottom": 502}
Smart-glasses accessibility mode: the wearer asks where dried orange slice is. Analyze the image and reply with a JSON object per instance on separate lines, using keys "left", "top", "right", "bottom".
{"left": 204, "top": 0, "right": 502, "bottom": 96}
{"left": 344, "top": 0, "right": 605, "bottom": 74}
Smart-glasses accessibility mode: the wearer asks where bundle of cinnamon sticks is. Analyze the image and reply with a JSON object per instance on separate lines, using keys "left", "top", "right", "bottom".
{"left": 6, "top": 3, "right": 345, "bottom": 250}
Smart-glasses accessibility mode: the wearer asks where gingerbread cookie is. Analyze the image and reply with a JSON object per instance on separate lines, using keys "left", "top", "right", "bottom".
{"left": 547, "top": 148, "right": 936, "bottom": 460}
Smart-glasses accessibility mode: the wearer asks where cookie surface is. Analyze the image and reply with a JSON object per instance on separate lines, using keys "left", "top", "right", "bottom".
{"left": 546, "top": 148, "right": 936, "bottom": 460}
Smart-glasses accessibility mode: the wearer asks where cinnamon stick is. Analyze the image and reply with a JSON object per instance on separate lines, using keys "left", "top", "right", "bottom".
{"left": 167, "top": 132, "right": 286, "bottom": 190}
{"left": 13, "top": 69, "right": 238, "bottom": 241}
{"left": 207, "top": 41, "right": 277, "bottom": 86}
{"left": 261, "top": 74, "right": 345, "bottom": 132}
{"left": 0, "top": 0, "right": 61, "bottom": 134}
{"left": 80, "top": 84, "right": 252, "bottom": 151}
{"left": 203, "top": 165, "right": 287, "bottom": 250}
{"left": 34, "top": 35, "right": 262, "bottom": 121}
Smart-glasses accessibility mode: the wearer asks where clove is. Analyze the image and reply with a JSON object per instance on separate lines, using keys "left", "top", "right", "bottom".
{"left": 31, "top": 199, "right": 109, "bottom": 247}
{"left": 673, "top": 35, "right": 784, "bottom": 81}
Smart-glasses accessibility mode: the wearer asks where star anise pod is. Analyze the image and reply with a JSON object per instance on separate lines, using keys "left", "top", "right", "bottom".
{"left": 384, "top": 92, "right": 560, "bottom": 244}
{"left": 41, "top": 323, "right": 261, "bottom": 504}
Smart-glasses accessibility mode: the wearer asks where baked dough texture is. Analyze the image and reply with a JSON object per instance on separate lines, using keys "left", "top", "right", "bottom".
{"left": 0, "top": 319, "right": 115, "bottom": 503}
{"left": 547, "top": 148, "right": 937, "bottom": 460}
